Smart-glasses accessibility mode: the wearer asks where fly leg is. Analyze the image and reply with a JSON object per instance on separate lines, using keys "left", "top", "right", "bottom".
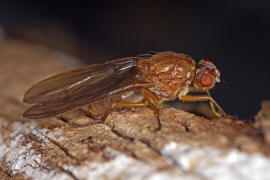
{"left": 186, "top": 87, "right": 226, "bottom": 117}
{"left": 71, "top": 119, "right": 103, "bottom": 127}
{"left": 206, "top": 90, "right": 222, "bottom": 117}
{"left": 101, "top": 88, "right": 162, "bottom": 131}
{"left": 69, "top": 108, "right": 104, "bottom": 127}
{"left": 179, "top": 95, "right": 227, "bottom": 117}
{"left": 71, "top": 102, "right": 148, "bottom": 128}
{"left": 101, "top": 101, "right": 148, "bottom": 122}
{"left": 140, "top": 88, "right": 162, "bottom": 131}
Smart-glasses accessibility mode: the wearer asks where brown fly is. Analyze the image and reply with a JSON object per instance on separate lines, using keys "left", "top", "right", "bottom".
{"left": 23, "top": 51, "right": 227, "bottom": 130}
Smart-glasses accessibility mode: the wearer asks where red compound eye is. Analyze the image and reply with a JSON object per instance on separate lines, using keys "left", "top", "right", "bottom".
{"left": 201, "top": 59, "right": 211, "bottom": 62}
{"left": 200, "top": 74, "right": 214, "bottom": 87}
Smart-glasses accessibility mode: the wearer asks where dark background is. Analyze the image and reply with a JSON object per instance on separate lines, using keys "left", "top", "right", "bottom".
{"left": 0, "top": 1, "right": 270, "bottom": 119}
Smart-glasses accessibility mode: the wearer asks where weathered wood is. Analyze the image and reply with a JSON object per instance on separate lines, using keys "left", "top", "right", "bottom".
{"left": 1, "top": 37, "right": 270, "bottom": 180}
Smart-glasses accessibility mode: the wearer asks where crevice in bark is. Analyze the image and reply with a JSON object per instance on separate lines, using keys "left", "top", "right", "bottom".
{"left": 78, "top": 109, "right": 100, "bottom": 120}
{"left": 110, "top": 125, "right": 135, "bottom": 142}
{"left": 47, "top": 137, "right": 81, "bottom": 164}
{"left": 0, "top": 167, "right": 12, "bottom": 178}
{"left": 139, "top": 138, "right": 162, "bottom": 156}
{"left": 58, "top": 117, "right": 69, "bottom": 123}
{"left": 181, "top": 122, "right": 190, "bottom": 132}
{"left": 58, "top": 166, "right": 79, "bottom": 180}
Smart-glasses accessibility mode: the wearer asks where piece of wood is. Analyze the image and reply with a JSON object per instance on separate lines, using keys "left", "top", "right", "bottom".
{"left": 1, "top": 37, "right": 270, "bottom": 180}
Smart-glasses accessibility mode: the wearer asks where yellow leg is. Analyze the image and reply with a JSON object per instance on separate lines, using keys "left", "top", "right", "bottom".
{"left": 141, "top": 88, "right": 161, "bottom": 105}
{"left": 73, "top": 101, "right": 148, "bottom": 128}
{"left": 206, "top": 90, "right": 222, "bottom": 117}
{"left": 141, "top": 88, "right": 163, "bottom": 130}
{"left": 101, "top": 101, "right": 148, "bottom": 121}
{"left": 179, "top": 94, "right": 227, "bottom": 117}
{"left": 100, "top": 88, "right": 162, "bottom": 130}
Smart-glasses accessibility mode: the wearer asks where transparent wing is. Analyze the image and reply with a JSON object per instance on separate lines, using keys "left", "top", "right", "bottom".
{"left": 23, "top": 57, "right": 143, "bottom": 119}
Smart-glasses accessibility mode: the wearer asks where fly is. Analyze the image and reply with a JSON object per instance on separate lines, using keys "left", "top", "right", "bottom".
{"left": 23, "top": 51, "right": 227, "bottom": 130}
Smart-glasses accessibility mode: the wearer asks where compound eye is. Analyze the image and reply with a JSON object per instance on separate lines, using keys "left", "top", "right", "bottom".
{"left": 200, "top": 74, "right": 214, "bottom": 87}
{"left": 201, "top": 59, "right": 211, "bottom": 62}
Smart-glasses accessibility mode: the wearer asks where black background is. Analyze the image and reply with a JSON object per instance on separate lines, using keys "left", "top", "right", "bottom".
{"left": 1, "top": 1, "right": 270, "bottom": 119}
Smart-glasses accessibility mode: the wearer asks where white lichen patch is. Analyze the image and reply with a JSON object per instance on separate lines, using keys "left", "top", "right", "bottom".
{"left": 162, "top": 141, "right": 270, "bottom": 180}
{"left": 0, "top": 122, "right": 70, "bottom": 180}
{"left": 65, "top": 148, "right": 198, "bottom": 180}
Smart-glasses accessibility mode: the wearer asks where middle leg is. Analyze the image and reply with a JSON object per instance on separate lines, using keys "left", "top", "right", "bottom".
{"left": 100, "top": 88, "right": 163, "bottom": 130}
{"left": 101, "top": 101, "right": 148, "bottom": 122}
{"left": 141, "top": 88, "right": 163, "bottom": 130}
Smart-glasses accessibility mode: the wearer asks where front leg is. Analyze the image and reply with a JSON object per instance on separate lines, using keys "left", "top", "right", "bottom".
{"left": 179, "top": 94, "right": 227, "bottom": 117}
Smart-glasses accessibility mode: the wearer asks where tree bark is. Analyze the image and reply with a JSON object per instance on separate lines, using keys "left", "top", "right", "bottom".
{"left": 1, "top": 37, "right": 270, "bottom": 180}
